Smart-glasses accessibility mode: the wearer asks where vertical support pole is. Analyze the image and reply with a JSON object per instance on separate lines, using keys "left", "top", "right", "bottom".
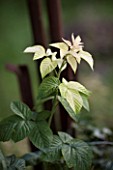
{"left": 46, "top": 0, "right": 70, "bottom": 132}
{"left": 27, "top": 0, "right": 47, "bottom": 82}
{"left": 6, "top": 64, "right": 42, "bottom": 169}
{"left": 6, "top": 64, "right": 34, "bottom": 109}
{"left": 46, "top": 0, "right": 78, "bottom": 134}
{"left": 46, "top": 0, "right": 63, "bottom": 42}
{"left": 27, "top": 0, "right": 54, "bottom": 131}
{"left": 27, "top": 0, "right": 47, "bottom": 46}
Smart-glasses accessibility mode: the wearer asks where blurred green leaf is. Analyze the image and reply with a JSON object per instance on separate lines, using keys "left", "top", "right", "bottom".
{"left": 81, "top": 94, "right": 90, "bottom": 111}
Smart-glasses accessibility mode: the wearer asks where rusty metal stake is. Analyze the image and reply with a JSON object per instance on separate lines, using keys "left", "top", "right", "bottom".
{"left": 6, "top": 64, "right": 42, "bottom": 169}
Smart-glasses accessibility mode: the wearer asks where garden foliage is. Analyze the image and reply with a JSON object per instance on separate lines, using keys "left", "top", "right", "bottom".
{"left": 0, "top": 34, "right": 94, "bottom": 169}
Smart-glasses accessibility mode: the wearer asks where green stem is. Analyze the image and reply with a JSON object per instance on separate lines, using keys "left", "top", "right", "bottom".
{"left": 48, "top": 94, "right": 58, "bottom": 126}
{"left": 57, "top": 60, "right": 66, "bottom": 78}
{"left": 48, "top": 59, "right": 66, "bottom": 126}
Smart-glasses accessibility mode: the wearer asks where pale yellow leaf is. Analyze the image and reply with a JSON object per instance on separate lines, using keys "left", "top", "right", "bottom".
{"left": 79, "top": 51, "right": 94, "bottom": 70}
{"left": 69, "top": 51, "right": 81, "bottom": 64}
{"left": 59, "top": 83, "right": 68, "bottom": 98}
{"left": 74, "top": 35, "right": 81, "bottom": 45}
{"left": 67, "top": 55, "right": 77, "bottom": 73}
{"left": 50, "top": 42, "right": 68, "bottom": 51}
{"left": 33, "top": 46, "right": 46, "bottom": 60}
{"left": 24, "top": 45, "right": 45, "bottom": 54}
{"left": 59, "top": 82, "right": 83, "bottom": 113}
{"left": 67, "top": 81, "right": 91, "bottom": 96}
{"left": 60, "top": 49, "right": 68, "bottom": 58}
{"left": 40, "top": 58, "right": 57, "bottom": 78}
{"left": 66, "top": 89, "right": 83, "bottom": 113}
{"left": 62, "top": 78, "right": 68, "bottom": 85}
{"left": 62, "top": 38, "right": 72, "bottom": 47}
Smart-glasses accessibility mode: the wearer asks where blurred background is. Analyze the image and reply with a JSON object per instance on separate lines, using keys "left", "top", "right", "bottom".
{"left": 0, "top": 0, "right": 113, "bottom": 162}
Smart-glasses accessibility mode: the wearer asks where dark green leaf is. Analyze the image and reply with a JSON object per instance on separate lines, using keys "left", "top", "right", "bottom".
{"left": 37, "top": 76, "right": 60, "bottom": 100}
{"left": 0, "top": 115, "right": 35, "bottom": 142}
{"left": 10, "top": 101, "right": 32, "bottom": 119}
{"left": 11, "top": 117, "right": 35, "bottom": 142}
{"left": 58, "top": 96, "right": 78, "bottom": 121}
{"left": 0, "top": 150, "right": 7, "bottom": 170}
{"left": 33, "top": 111, "right": 51, "bottom": 121}
{"left": 81, "top": 94, "right": 90, "bottom": 111}
{"left": 6, "top": 155, "right": 25, "bottom": 170}
{"left": 41, "top": 135, "right": 62, "bottom": 162}
{"left": 0, "top": 116, "right": 16, "bottom": 141}
{"left": 29, "top": 121, "right": 53, "bottom": 149}
{"left": 62, "top": 139, "right": 93, "bottom": 169}
{"left": 58, "top": 132, "right": 73, "bottom": 143}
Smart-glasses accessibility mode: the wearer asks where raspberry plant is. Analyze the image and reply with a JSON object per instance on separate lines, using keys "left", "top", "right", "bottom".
{"left": 0, "top": 34, "right": 94, "bottom": 170}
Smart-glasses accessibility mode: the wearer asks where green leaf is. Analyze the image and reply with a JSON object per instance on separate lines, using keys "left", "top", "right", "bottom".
{"left": 59, "top": 83, "right": 83, "bottom": 113}
{"left": 62, "top": 78, "right": 90, "bottom": 96}
{"left": 42, "top": 135, "right": 62, "bottom": 162}
{"left": 10, "top": 101, "right": 32, "bottom": 120}
{"left": 37, "top": 76, "right": 60, "bottom": 100}
{"left": 0, "top": 115, "right": 35, "bottom": 142}
{"left": 61, "top": 139, "right": 92, "bottom": 169}
{"left": 34, "top": 111, "right": 51, "bottom": 121}
{"left": 58, "top": 132, "right": 73, "bottom": 143}
{"left": 58, "top": 96, "right": 78, "bottom": 121}
{"left": 67, "top": 55, "right": 77, "bottom": 73}
{"left": 6, "top": 155, "right": 26, "bottom": 170}
{"left": 81, "top": 94, "right": 90, "bottom": 111}
{"left": 0, "top": 116, "right": 16, "bottom": 141}
{"left": 0, "top": 150, "right": 7, "bottom": 170}
{"left": 40, "top": 57, "right": 57, "bottom": 78}
{"left": 29, "top": 121, "right": 53, "bottom": 149}
{"left": 11, "top": 117, "right": 35, "bottom": 142}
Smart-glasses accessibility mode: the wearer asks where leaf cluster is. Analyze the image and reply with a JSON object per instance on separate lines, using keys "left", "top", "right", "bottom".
{"left": 0, "top": 34, "right": 94, "bottom": 169}
{"left": 0, "top": 102, "right": 53, "bottom": 149}
{"left": 40, "top": 132, "right": 93, "bottom": 170}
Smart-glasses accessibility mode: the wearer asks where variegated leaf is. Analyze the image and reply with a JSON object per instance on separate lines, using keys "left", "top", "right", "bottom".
{"left": 40, "top": 57, "right": 57, "bottom": 78}
{"left": 59, "top": 83, "right": 83, "bottom": 113}
{"left": 24, "top": 45, "right": 45, "bottom": 54}
{"left": 67, "top": 55, "right": 77, "bottom": 73}
{"left": 50, "top": 42, "right": 68, "bottom": 51}
{"left": 79, "top": 50, "right": 94, "bottom": 70}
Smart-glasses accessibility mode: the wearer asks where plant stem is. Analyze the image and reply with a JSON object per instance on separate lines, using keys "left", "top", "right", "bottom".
{"left": 57, "top": 60, "right": 66, "bottom": 78}
{"left": 48, "top": 60, "right": 66, "bottom": 126}
{"left": 48, "top": 94, "right": 58, "bottom": 126}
